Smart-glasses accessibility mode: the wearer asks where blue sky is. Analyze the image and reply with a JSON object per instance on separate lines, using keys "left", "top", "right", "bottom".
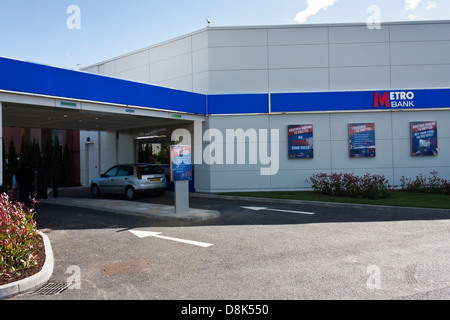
{"left": 0, "top": 0, "right": 448, "bottom": 70}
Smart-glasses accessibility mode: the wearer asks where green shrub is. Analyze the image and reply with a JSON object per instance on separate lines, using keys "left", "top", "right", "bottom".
{"left": 400, "top": 171, "right": 450, "bottom": 195}
{"left": 308, "top": 172, "right": 393, "bottom": 200}
{"left": 0, "top": 193, "right": 39, "bottom": 278}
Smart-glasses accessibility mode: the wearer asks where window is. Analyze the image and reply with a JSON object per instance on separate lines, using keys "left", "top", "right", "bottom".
{"left": 117, "top": 166, "right": 133, "bottom": 176}
{"left": 104, "top": 166, "right": 118, "bottom": 177}
{"left": 139, "top": 165, "right": 164, "bottom": 175}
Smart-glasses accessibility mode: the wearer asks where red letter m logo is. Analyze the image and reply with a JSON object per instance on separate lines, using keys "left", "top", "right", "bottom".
{"left": 373, "top": 92, "right": 390, "bottom": 108}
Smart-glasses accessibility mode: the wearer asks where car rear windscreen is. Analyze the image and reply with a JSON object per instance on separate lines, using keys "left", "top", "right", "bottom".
{"left": 139, "top": 165, "right": 164, "bottom": 175}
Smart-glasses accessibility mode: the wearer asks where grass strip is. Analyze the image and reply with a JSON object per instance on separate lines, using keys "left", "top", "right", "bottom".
{"left": 218, "top": 191, "right": 450, "bottom": 210}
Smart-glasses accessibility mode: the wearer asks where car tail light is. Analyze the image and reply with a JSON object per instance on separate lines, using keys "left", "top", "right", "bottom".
{"left": 136, "top": 166, "right": 142, "bottom": 180}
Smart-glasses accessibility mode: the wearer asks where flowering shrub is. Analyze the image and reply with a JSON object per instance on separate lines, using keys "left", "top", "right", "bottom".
{"left": 0, "top": 193, "right": 39, "bottom": 278}
{"left": 400, "top": 171, "right": 450, "bottom": 195}
{"left": 308, "top": 172, "right": 393, "bottom": 199}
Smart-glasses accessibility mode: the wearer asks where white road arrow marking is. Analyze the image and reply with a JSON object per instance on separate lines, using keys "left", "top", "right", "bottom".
{"left": 129, "top": 230, "right": 213, "bottom": 248}
{"left": 241, "top": 206, "right": 315, "bottom": 215}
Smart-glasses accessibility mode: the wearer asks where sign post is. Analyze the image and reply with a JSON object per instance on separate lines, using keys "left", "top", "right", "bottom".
{"left": 170, "top": 145, "right": 192, "bottom": 213}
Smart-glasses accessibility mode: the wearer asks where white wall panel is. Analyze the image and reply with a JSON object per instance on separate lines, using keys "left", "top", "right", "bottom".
{"left": 269, "top": 114, "right": 331, "bottom": 142}
{"left": 98, "top": 61, "right": 115, "bottom": 76}
{"left": 331, "top": 140, "right": 393, "bottom": 170}
{"left": 114, "top": 50, "right": 149, "bottom": 74}
{"left": 149, "top": 37, "right": 191, "bottom": 63}
{"left": 391, "top": 65, "right": 450, "bottom": 89}
{"left": 193, "top": 48, "right": 209, "bottom": 74}
{"left": 277, "top": 141, "right": 332, "bottom": 170}
{"left": 209, "top": 170, "right": 271, "bottom": 191}
{"left": 329, "top": 25, "right": 389, "bottom": 43}
{"left": 391, "top": 41, "right": 450, "bottom": 65}
{"left": 152, "top": 75, "right": 193, "bottom": 92}
{"left": 208, "top": 29, "right": 267, "bottom": 47}
{"left": 115, "top": 66, "right": 150, "bottom": 83}
{"left": 269, "top": 68, "right": 329, "bottom": 92}
{"left": 192, "top": 30, "right": 208, "bottom": 50}
{"left": 82, "top": 66, "right": 98, "bottom": 74}
{"left": 329, "top": 43, "right": 390, "bottom": 67}
{"left": 193, "top": 72, "right": 209, "bottom": 94}
{"left": 208, "top": 70, "right": 269, "bottom": 94}
{"left": 209, "top": 46, "right": 268, "bottom": 70}
{"left": 150, "top": 53, "right": 192, "bottom": 83}
{"left": 330, "top": 66, "right": 390, "bottom": 90}
{"left": 390, "top": 23, "right": 450, "bottom": 42}
{"left": 268, "top": 27, "right": 328, "bottom": 45}
{"left": 269, "top": 44, "right": 329, "bottom": 69}
{"left": 271, "top": 169, "right": 330, "bottom": 190}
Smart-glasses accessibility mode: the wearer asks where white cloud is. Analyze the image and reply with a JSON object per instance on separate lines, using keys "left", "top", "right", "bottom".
{"left": 405, "top": 0, "right": 422, "bottom": 11}
{"left": 408, "top": 14, "right": 418, "bottom": 20}
{"left": 293, "top": 0, "right": 338, "bottom": 24}
{"left": 426, "top": 1, "right": 437, "bottom": 10}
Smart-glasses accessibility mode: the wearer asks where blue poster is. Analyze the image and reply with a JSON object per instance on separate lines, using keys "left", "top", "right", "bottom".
{"left": 411, "top": 121, "right": 438, "bottom": 156}
{"left": 348, "top": 123, "right": 376, "bottom": 158}
{"left": 288, "top": 125, "right": 314, "bottom": 159}
{"left": 170, "top": 145, "right": 192, "bottom": 181}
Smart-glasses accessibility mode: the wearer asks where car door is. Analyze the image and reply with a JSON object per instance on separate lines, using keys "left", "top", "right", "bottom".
{"left": 97, "top": 166, "right": 119, "bottom": 193}
{"left": 110, "top": 165, "right": 134, "bottom": 193}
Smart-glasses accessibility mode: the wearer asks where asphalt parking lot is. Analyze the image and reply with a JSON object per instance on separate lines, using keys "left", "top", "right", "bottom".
{"left": 7, "top": 188, "right": 450, "bottom": 302}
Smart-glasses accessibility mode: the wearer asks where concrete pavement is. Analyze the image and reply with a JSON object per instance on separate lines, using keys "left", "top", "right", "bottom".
{"left": 3, "top": 188, "right": 449, "bottom": 301}
{"left": 38, "top": 196, "right": 221, "bottom": 222}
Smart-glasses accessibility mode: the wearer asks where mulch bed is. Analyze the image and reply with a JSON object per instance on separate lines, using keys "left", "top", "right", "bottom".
{"left": 0, "top": 234, "right": 46, "bottom": 286}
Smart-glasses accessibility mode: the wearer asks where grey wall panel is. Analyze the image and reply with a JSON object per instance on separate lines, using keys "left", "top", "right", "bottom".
{"left": 269, "top": 114, "right": 331, "bottom": 142}
{"left": 330, "top": 140, "right": 393, "bottom": 170}
{"left": 271, "top": 169, "right": 330, "bottom": 190}
{"left": 193, "top": 48, "right": 209, "bottom": 74}
{"left": 329, "top": 43, "right": 390, "bottom": 67}
{"left": 150, "top": 53, "right": 192, "bottom": 83}
{"left": 330, "top": 66, "right": 390, "bottom": 91}
{"left": 114, "top": 50, "right": 150, "bottom": 74}
{"left": 390, "top": 23, "right": 450, "bottom": 42}
{"left": 390, "top": 41, "right": 450, "bottom": 65}
{"left": 269, "top": 44, "right": 329, "bottom": 69}
{"left": 149, "top": 37, "right": 192, "bottom": 63}
{"left": 269, "top": 68, "right": 329, "bottom": 92}
{"left": 209, "top": 170, "right": 271, "bottom": 191}
{"left": 208, "top": 70, "right": 269, "bottom": 94}
{"left": 330, "top": 112, "right": 393, "bottom": 140}
{"left": 277, "top": 141, "right": 332, "bottom": 170}
{"left": 115, "top": 66, "right": 150, "bottom": 83}
{"left": 391, "top": 65, "right": 450, "bottom": 89}
{"left": 268, "top": 27, "right": 328, "bottom": 45}
{"left": 329, "top": 25, "right": 389, "bottom": 43}
{"left": 208, "top": 29, "right": 268, "bottom": 47}
{"left": 209, "top": 46, "right": 268, "bottom": 70}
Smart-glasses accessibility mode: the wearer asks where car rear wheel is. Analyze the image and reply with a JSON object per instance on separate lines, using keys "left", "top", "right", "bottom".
{"left": 91, "top": 184, "right": 101, "bottom": 198}
{"left": 126, "top": 186, "right": 137, "bottom": 200}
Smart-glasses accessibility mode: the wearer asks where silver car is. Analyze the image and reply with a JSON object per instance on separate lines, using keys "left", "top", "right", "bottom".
{"left": 90, "top": 164, "right": 167, "bottom": 200}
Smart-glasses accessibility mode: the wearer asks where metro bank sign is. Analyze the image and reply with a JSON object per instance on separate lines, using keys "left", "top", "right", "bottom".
{"left": 373, "top": 91, "right": 415, "bottom": 108}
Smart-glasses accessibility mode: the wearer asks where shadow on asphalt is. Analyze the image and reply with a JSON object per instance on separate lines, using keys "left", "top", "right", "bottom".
{"left": 27, "top": 186, "right": 450, "bottom": 232}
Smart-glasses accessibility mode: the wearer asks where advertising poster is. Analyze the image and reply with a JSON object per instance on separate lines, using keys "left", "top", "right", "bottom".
{"left": 288, "top": 124, "right": 314, "bottom": 159}
{"left": 170, "top": 145, "right": 192, "bottom": 181}
{"left": 348, "top": 123, "right": 376, "bottom": 158}
{"left": 410, "top": 121, "right": 438, "bottom": 156}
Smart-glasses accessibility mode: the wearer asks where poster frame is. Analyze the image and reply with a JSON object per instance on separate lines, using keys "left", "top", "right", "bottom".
{"left": 348, "top": 123, "right": 376, "bottom": 158}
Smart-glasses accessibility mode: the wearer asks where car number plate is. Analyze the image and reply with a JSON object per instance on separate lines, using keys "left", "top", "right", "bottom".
{"left": 149, "top": 178, "right": 161, "bottom": 182}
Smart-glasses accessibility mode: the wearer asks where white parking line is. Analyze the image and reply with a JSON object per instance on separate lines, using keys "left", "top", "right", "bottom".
{"left": 241, "top": 206, "right": 315, "bottom": 215}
